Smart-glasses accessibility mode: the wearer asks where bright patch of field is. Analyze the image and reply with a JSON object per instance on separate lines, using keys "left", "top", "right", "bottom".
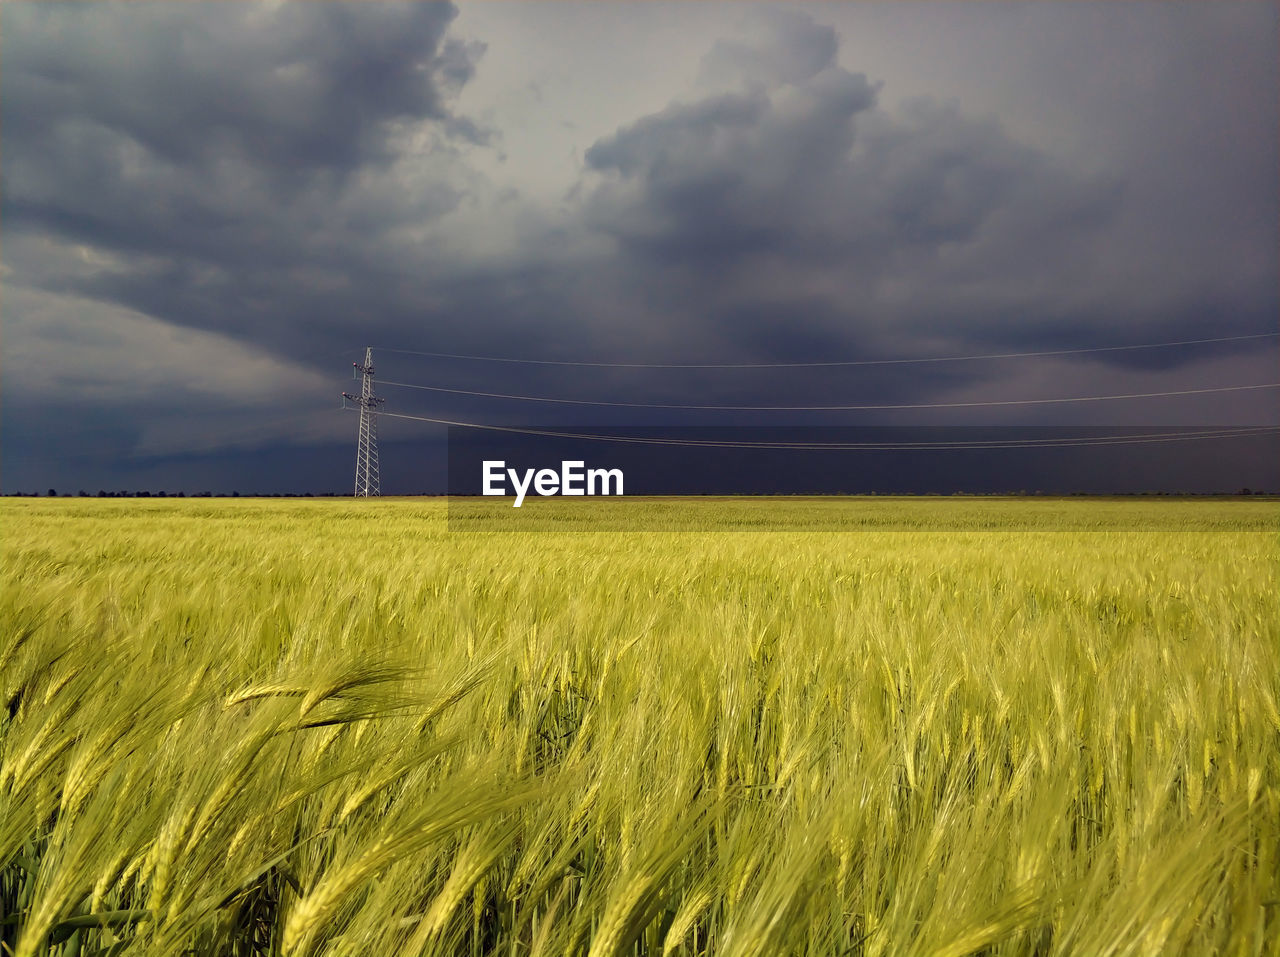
{"left": 2, "top": 497, "right": 1277, "bottom": 957}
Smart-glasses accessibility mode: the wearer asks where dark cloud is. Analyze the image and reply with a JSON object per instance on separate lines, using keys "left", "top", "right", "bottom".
{"left": 1, "top": 0, "right": 495, "bottom": 363}
{"left": 573, "top": 9, "right": 1274, "bottom": 390}
{"left": 1, "top": 1, "right": 485, "bottom": 287}
{"left": 582, "top": 57, "right": 1129, "bottom": 358}
{"left": 1, "top": 3, "right": 1275, "bottom": 493}
{"left": 3, "top": 2, "right": 481, "bottom": 172}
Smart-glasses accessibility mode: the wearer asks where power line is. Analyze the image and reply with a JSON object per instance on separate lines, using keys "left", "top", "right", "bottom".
{"left": 378, "top": 379, "right": 1280, "bottom": 412}
{"left": 351, "top": 409, "right": 1278, "bottom": 450}
{"left": 374, "top": 332, "right": 1279, "bottom": 369}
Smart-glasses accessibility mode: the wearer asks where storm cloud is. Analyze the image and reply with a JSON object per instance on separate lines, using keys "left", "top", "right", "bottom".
{"left": 2, "top": 2, "right": 488, "bottom": 335}
{"left": 581, "top": 47, "right": 1124, "bottom": 358}
{"left": 1, "top": 2, "right": 1275, "bottom": 493}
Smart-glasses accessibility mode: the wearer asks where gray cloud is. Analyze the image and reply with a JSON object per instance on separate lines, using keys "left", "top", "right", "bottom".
{"left": 698, "top": 7, "right": 840, "bottom": 91}
{"left": 1, "top": 3, "right": 1275, "bottom": 493}
{"left": 4, "top": 2, "right": 482, "bottom": 171}
{"left": 1, "top": 1, "right": 497, "bottom": 358}
{"left": 1, "top": 1, "right": 488, "bottom": 280}
{"left": 581, "top": 38, "right": 1130, "bottom": 361}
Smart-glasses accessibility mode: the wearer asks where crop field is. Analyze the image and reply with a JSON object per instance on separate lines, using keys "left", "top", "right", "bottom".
{"left": 2, "top": 497, "right": 1277, "bottom": 957}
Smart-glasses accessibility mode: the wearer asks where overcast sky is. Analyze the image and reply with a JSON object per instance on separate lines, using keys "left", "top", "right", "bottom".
{"left": 2, "top": 1, "right": 1277, "bottom": 493}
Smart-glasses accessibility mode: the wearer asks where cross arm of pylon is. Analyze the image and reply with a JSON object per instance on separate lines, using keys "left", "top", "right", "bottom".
{"left": 341, "top": 392, "right": 386, "bottom": 409}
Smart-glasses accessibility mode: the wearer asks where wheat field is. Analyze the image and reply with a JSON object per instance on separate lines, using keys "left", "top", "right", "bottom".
{"left": 2, "top": 497, "right": 1277, "bottom": 957}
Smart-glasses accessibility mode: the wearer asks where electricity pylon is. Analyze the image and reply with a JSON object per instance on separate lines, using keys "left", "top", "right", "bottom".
{"left": 342, "top": 347, "right": 385, "bottom": 497}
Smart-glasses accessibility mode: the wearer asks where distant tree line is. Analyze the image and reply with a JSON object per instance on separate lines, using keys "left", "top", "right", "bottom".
{"left": 3, "top": 488, "right": 1275, "bottom": 498}
{"left": 5, "top": 490, "right": 345, "bottom": 498}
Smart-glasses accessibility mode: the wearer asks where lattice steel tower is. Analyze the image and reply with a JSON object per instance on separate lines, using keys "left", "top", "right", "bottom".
{"left": 342, "top": 347, "right": 385, "bottom": 496}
